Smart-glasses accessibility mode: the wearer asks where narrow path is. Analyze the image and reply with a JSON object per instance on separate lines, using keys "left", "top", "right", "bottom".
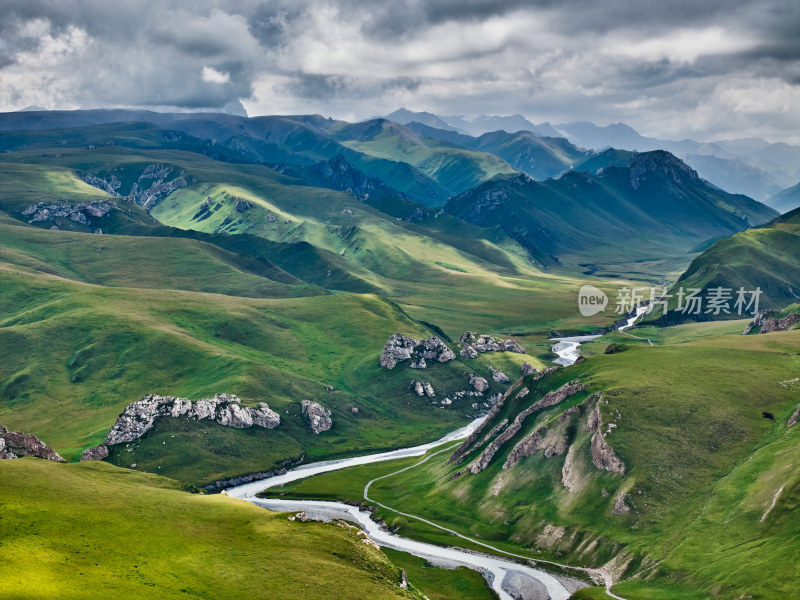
{"left": 363, "top": 443, "right": 627, "bottom": 600}
{"left": 619, "top": 330, "right": 654, "bottom": 345}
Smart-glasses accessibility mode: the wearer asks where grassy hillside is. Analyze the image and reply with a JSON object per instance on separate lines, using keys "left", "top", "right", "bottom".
{"left": 0, "top": 459, "right": 417, "bottom": 600}
{"left": 272, "top": 322, "right": 800, "bottom": 599}
{"left": 331, "top": 119, "right": 518, "bottom": 196}
{"left": 653, "top": 207, "right": 800, "bottom": 321}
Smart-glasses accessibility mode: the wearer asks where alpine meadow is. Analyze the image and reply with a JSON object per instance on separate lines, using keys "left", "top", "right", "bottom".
{"left": 1, "top": 2, "right": 798, "bottom": 600}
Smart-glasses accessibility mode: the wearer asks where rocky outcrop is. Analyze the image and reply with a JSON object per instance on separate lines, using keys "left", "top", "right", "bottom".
{"left": 470, "top": 375, "right": 489, "bottom": 393}
{"left": 0, "top": 428, "right": 64, "bottom": 461}
{"left": 233, "top": 198, "right": 253, "bottom": 212}
{"left": 105, "top": 394, "right": 280, "bottom": 445}
{"left": 516, "top": 387, "right": 529, "bottom": 399}
{"left": 588, "top": 403, "right": 626, "bottom": 475}
{"left": 466, "top": 381, "right": 586, "bottom": 474}
{"left": 21, "top": 200, "right": 118, "bottom": 226}
{"left": 761, "top": 312, "right": 799, "bottom": 334}
{"left": 521, "top": 363, "right": 536, "bottom": 376}
{"left": 503, "top": 406, "right": 579, "bottom": 469}
{"left": 613, "top": 489, "right": 631, "bottom": 514}
{"left": 489, "top": 366, "right": 510, "bottom": 384}
{"left": 788, "top": 403, "right": 800, "bottom": 427}
{"left": 81, "top": 165, "right": 187, "bottom": 209}
{"left": 561, "top": 445, "right": 580, "bottom": 492}
{"left": 379, "top": 333, "right": 455, "bottom": 369}
{"left": 743, "top": 311, "right": 800, "bottom": 334}
{"left": 301, "top": 400, "right": 333, "bottom": 434}
{"left": 458, "top": 332, "right": 527, "bottom": 358}
{"left": 80, "top": 445, "right": 109, "bottom": 461}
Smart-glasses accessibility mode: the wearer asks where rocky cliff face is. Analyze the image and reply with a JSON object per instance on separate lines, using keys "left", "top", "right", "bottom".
{"left": 379, "top": 333, "right": 456, "bottom": 369}
{"left": 587, "top": 402, "right": 626, "bottom": 476}
{"left": 105, "top": 394, "right": 280, "bottom": 445}
{"left": 503, "top": 405, "right": 579, "bottom": 469}
{"left": 0, "top": 426, "right": 64, "bottom": 461}
{"left": 301, "top": 400, "right": 333, "bottom": 434}
{"left": 464, "top": 381, "right": 586, "bottom": 475}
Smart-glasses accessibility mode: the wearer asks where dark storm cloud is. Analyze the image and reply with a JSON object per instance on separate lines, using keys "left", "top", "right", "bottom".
{"left": 0, "top": 0, "right": 796, "bottom": 142}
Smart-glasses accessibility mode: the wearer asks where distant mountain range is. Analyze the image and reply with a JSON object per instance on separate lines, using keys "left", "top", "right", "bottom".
{"left": 385, "top": 108, "right": 799, "bottom": 203}
{"left": 444, "top": 150, "right": 778, "bottom": 267}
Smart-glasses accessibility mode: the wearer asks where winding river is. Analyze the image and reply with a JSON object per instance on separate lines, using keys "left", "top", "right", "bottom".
{"left": 550, "top": 304, "right": 649, "bottom": 366}
{"left": 226, "top": 312, "right": 647, "bottom": 599}
{"left": 228, "top": 418, "right": 584, "bottom": 600}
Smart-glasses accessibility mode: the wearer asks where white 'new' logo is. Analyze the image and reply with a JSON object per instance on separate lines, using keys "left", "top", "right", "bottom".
{"left": 578, "top": 285, "right": 608, "bottom": 316}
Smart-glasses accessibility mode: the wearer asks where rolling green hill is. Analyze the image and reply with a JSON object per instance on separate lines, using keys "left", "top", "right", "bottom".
{"left": 652, "top": 207, "right": 800, "bottom": 321}
{"left": 273, "top": 321, "right": 800, "bottom": 599}
{"left": 406, "top": 121, "right": 590, "bottom": 181}
{"left": 0, "top": 459, "right": 417, "bottom": 600}
{"left": 331, "top": 119, "right": 519, "bottom": 196}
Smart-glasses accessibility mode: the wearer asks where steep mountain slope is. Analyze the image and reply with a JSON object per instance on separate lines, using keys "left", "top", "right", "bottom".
{"left": 444, "top": 151, "right": 779, "bottom": 269}
{"left": 766, "top": 182, "right": 800, "bottom": 213}
{"left": 656, "top": 208, "right": 800, "bottom": 320}
{"left": 555, "top": 120, "right": 798, "bottom": 200}
{"left": 0, "top": 459, "right": 415, "bottom": 600}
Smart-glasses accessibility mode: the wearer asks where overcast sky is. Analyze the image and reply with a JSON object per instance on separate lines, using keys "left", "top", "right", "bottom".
{"left": 0, "top": 0, "right": 798, "bottom": 143}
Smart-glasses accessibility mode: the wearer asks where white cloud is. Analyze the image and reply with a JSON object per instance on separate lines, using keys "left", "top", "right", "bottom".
{"left": 201, "top": 66, "right": 230, "bottom": 84}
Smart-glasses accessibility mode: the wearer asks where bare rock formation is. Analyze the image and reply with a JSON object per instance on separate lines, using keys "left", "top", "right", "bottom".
{"left": 458, "top": 332, "right": 527, "bottom": 358}
{"left": 470, "top": 375, "right": 489, "bottom": 393}
{"left": 105, "top": 394, "right": 280, "bottom": 445}
{"left": 0, "top": 427, "right": 64, "bottom": 461}
{"left": 588, "top": 403, "right": 626, "bottom": 475}
{"left": 489, "top": 366, "right": 511, "bottom": 384}
{"left": 379, "top": 333, "right": 455, "bottom": 369}
{"left": 301, "top": 400, "right": 333, "bottom": 434}
{"left": 80, "top": 445, "right": 109, "bottom": 461}
{"left": 467, "top": 381, "right": 586, "bottom": 474}
{"left": 521, "top": 363, "right": 536, "bottom": 376}
{"left": 503, "top": 406, "right": 580, "bottom": 469}
{"left": 412, "top": 380, "right": 436, "bottom": 397}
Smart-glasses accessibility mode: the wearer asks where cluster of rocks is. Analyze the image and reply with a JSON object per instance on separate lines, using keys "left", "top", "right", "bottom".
{"left": 458, "top": 332, "right": 526, "bottom": 358}
{"left": 301, "top": 400, "right": 333, "bottom": 434}
{"left": 411, "top": 380, "right": 435, "bottom": 398}
{"left": 0, "top": 425, "right": 64, "bottom": 461}
{"left": 21, "top": 200, "right": 117, "bottom": 226}
{"left": 469, "top": 393, "right": 503, "bottom": 414}
{"left": 743, "top": 311, "right": 800, "bottom": 335}
{"left": 379, "top": 333, "right": 456, "bottom": 369}
{"left": 103, "top": 393, "right": 281, "bottom": 446}
{"left": 80, "top": 164, "right": 187, "bottom": 210}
